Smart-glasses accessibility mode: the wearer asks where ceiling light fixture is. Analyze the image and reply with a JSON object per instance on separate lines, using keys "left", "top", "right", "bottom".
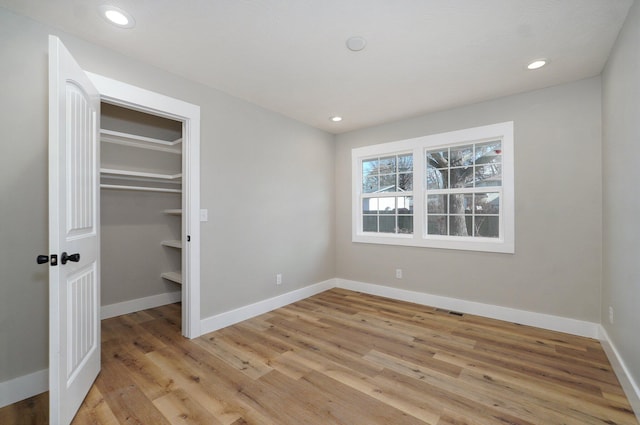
{"left": 330, "top": 116, "right": 343, "bottom": 122}
{"left": 527, "top": 59, "right": 547, "bottom": 70}
{"left": 99, "top": 5, "right": 136, "bottom": 28}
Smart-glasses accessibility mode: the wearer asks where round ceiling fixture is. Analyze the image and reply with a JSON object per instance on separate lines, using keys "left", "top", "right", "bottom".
{"left": 330, "top": 116, "right": 343, "bottom": 122}
{"left": 346, "top": 36, "right": 367, "bottom": 52}
{"left": 527, "top": 59, "right": 547, "bottom": 70}
{"left": 99, "top": 5, "right": 136, "bottom": 28}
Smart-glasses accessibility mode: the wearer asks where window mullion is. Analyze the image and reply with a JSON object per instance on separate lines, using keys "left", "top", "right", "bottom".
{"left": 413, "top": 146, "right": 425, "bottom": 239}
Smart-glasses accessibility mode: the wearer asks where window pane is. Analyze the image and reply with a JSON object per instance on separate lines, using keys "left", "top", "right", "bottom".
{"left": 398, "top": 215, "right": 413, "bottom": 234}
{"left": 398, "top": 154, "right": 413, "bottom": 172}
{"left": 378, "top": 197, "right": 396, "bottom": 214}
{"left": 379, "top": 156, "right": 396, "bottom": 174}
{"left": 398, "top": 173, "right": 413, "bottom": 191}
{"left": 363, "top": 216, "right": 377, "bottom": 232}
{"left": 362, "top": 198, "right": 379, "bottom": 213}
{"left": 427, "top": 194, "right": 447, "bottom": 214}
{"left": 450, "top": 145, "right": 473, "bottom": 167}
{"left": 379, "top": 216, "right": 396, "bottom": 233}
{"left": 363, "top": 176, "right": 378, "bottom": 193}
{"left": 450, "top": 167, "right": 473, "bottom": 188}
{"left": 426, "top": 149, "right": 448, "bottom": 168}
{"left": 475, "top": 193, "right": 500, "bottom": 215}
{"left": 379, "top": 174, "right": 396, "bottom": 192}
{"left": 449, "top": 193, "right": 472, "bottom": 215}
{"left": 362, "top": 159, "right": 378, "bottom": 177}
{"left": 397, "top": 196, "right": 413, "bottom": 213}
{"left": 474, "top": 216, "right": 499, "bottom": 238}
{"left": 475, "top": 141, "right": 502, "bottom": 165}
{"left": 427, "top": 167, "right": 448, "bottom": 189}
{"left": 475, "top": 164, "right": 502, "bottom": 187}
{"left": 449, "top": 215, "right": 471, "bottom": 236}
{"left": 427, "top": 215, "right": 447, "bottom": 235}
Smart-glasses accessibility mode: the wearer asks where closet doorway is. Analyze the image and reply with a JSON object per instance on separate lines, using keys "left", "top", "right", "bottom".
{"left": 88, "top": 72, "right": 201, "bottom": 338}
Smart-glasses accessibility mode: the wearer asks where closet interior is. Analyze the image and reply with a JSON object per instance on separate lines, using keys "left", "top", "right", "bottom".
{"left": 99, "top": 103, "right": 184, "bottom": 314}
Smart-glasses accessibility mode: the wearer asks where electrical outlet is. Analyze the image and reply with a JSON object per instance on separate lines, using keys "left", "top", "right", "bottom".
{"left": 609, "top": 306, "right": 614, "bottom": 324}
{"left": 276, "top": 273, "right": 282, "bottom": 285}
{"left": 395, "top": 268, "right": 402, "bottom": 279}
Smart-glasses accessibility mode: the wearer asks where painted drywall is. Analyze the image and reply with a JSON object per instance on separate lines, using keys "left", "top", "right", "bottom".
{"left": 602, "top": 0, "right": 640, "bottom": 391}
{"left": 101, "top": 190, "right": 182, "bottom": 306}
{"left": 335, "top": 77, "right": 602, "bottom": 322}
{"left": 0, "top": 7, "right": 335, "bottom": 384}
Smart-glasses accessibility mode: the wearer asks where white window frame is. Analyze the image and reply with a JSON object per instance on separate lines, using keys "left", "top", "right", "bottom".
{"left": 352, "top": 121, "right": 514, "bottom": 253}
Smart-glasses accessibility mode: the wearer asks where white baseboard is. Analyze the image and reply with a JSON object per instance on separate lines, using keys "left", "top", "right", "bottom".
{"left": 200, "top": 279, "right": 336, "bottom": 334}
{"left": 336, "top": 279, "right": 600, "bottom": 338}
{"left": 101, "top": 291, "right": 182, "bottom": 320}
{"left": 0, "top": 369, "right": 48, "bottom": 409}
{"left": 598, "top": 326, "right": 640, "bottom": 418}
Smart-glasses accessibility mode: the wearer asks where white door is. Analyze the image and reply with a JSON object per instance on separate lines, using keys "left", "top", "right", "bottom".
{"left": 48, "top": 35, "right": 100, "bottom": 425}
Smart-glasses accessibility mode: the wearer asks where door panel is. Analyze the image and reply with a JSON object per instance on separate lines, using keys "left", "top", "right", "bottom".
{"left": 48, "top": 35, "right": 100, "bottom": 425}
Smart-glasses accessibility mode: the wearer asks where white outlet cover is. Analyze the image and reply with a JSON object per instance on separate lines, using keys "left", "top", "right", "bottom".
{"left": 200, "top": 209, "right": 208, "bottom": 222}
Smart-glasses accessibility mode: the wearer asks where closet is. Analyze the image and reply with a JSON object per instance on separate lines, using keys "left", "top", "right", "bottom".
{"left": 99, "top": 103, "right": 184, "bottom": 315}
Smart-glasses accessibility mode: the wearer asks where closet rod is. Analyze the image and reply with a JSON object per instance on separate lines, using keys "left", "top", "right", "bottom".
{"left": 100, "top": 184, "right": 182, "bottom": 194}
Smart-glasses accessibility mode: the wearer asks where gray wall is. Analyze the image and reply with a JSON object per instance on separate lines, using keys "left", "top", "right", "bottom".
{"left": 101, "top": 190, "right": 182, "bottom": 306}
{"left": 335, "top": 77, "right": 603, "bottom": 322}
{"left": 0, "top": 7, "right": 335, "bottom": 384}
{"left": 602, "top": 0, "right": 640, "bottom": 390}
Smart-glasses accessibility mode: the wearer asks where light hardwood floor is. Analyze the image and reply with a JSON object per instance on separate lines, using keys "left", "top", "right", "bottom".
{"left": 1, "top": 288, "right": 638, "bottom": 424}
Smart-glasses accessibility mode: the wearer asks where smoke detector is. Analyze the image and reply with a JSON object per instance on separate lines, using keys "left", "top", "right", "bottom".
{"left": 346, "top": 36, "right": 367, "bottom": 52}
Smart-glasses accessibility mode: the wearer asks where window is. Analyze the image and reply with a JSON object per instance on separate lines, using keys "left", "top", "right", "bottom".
{"left": 352, "top": 122, "right": 514, "bottom": 253}
{"left": 362, "top": 154, "right": 414, "bottom": 234}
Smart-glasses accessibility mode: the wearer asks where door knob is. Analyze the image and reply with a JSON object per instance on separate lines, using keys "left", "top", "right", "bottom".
{"left": 61, "top": 252, "right": 80, "bottom": 265}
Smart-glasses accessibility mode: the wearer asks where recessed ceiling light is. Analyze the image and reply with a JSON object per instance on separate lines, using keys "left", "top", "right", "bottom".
{"left": 330, "top": 116, "right": 343, "bottom": 122}
{"left": 527, "top": 59, "right": 547, "bottom": 70}
{"left": 99, "top": 5, "right": 135, "bottom": 28}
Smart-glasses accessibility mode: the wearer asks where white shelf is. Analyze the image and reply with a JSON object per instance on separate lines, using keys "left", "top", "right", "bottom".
{"left": 161, "top": 240, "right": 182, "bottom": 249}
{"left": 101, "top": 129, "right": 182, "bottom": 154}
{"left": 163, "top": 209, "right": 182, "bottom": 215}
{"left": 100, "top": 184, "right": 182, "bottom": 194}
{"left": 161, "top": 272, "right": 182, "bottom": 285}
{"left": 101, "top": 168, "right": 182, "bottom": 182}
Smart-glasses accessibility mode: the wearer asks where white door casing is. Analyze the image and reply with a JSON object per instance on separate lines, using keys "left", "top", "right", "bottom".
{"left": 48, "top": 35, "right": 101, "bottom": 425}
{"left": 86, "top": 72, "right": 201, "bottom": 339}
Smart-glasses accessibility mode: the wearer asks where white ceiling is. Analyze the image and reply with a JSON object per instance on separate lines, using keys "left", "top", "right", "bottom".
{"left": 1, "top": 0, "right": 633, "bottom": 133}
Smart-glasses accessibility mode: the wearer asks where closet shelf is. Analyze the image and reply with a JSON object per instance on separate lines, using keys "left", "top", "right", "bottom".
{"left": 100, "top": 184, "right": 182, "bottom": 194}
{"left": 161, "top": 272, "right": 182, "bottom": 285}
{"left": 161, "top": 240, "right": 182, "bottom": 249}
{"left": 101, "top": 168, "right": 182, "bottom": 182}
{"left": 100, "top": 129, "right": 182, "bottom": 154}
{"left": 163, "top": 209, "right": 182, "bottom": 215}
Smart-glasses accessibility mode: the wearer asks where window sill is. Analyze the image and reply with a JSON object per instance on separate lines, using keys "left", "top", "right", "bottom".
{"left": 353, "top": 233, "right": 514, "bottom": 254}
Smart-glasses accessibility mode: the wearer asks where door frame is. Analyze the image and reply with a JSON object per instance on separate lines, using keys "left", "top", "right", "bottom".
{"left": 86, "top": 72, "right": 201, "bottom": 338}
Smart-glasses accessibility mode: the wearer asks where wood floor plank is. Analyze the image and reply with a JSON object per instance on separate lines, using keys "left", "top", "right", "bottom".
{"left": 153, "top": 388, "right": 226, "bottom": 425}
{"left": 0, "top": 392, "right": 48, "bottom": 425}
{"left": 2, "top": 288, "right": 638, "bottom": 425}
{"left": 71, "top": 386, "right": 120, "bottom": 425}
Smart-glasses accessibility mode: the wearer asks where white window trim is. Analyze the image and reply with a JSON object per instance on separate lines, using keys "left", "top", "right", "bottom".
{"left": 352, "top": 121, "right": 514, "bottom": 254}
